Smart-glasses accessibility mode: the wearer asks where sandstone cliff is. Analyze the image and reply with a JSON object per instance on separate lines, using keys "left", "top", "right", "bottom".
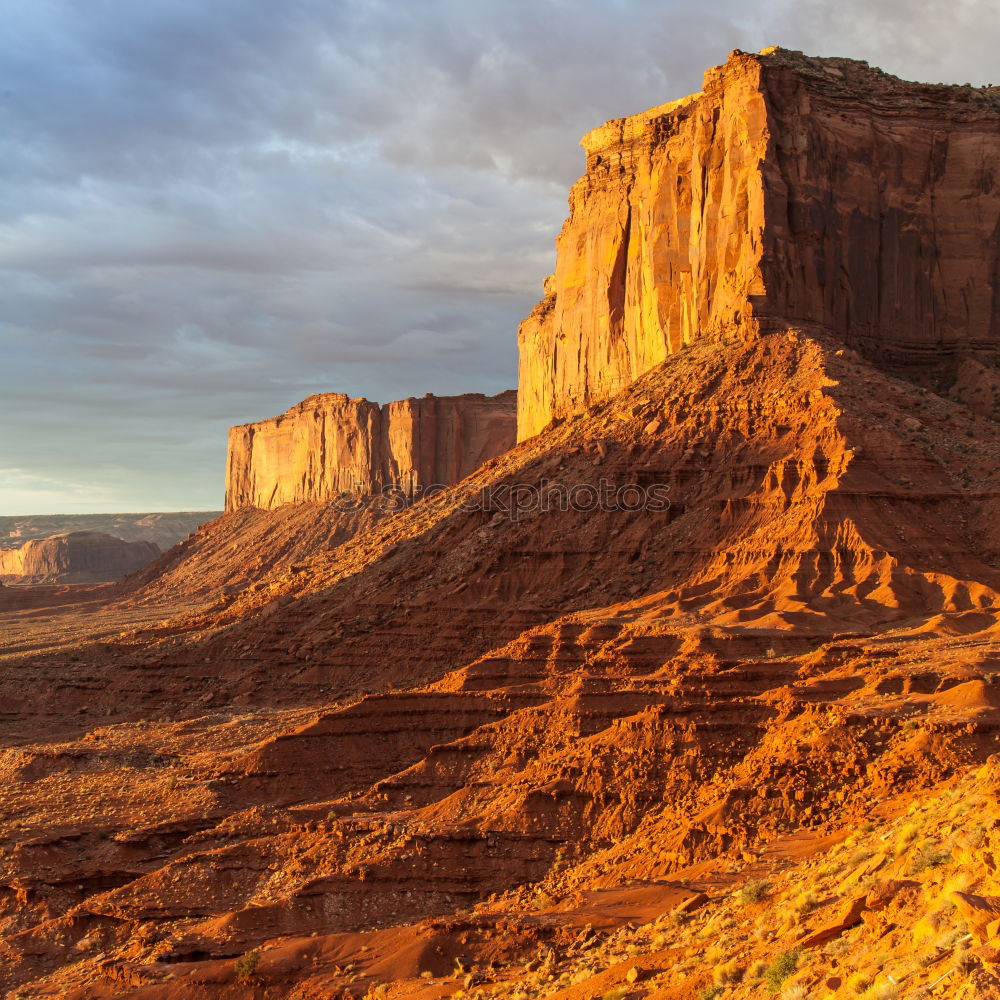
{"left": 518, "top": 46, "right": 1000, "bottom": 438}
{"left": 0, "top": 531, "right": 160, "bottom": 584}
{"left": 225, "top": 390, "right": 516, "bottom": 511}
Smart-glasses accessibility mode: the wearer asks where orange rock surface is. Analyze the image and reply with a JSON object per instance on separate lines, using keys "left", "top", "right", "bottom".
{"left": 518, "top": 47, "right": 1000, "bottom": 439}
{"left": 225, "top": 390, "right": 517, "bottom": 511}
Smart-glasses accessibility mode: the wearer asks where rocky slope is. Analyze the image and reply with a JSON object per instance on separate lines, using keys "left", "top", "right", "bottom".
{"left": 2, "top": 329, "right": 1000, "bottom": 997}
{"left": 0, "top": 532, "right": 160, "bottom": 584}
{"left": 226, "top": 390, "right": 517, "bottom": 511}
{"left": 518, "top": 47, "right": 1000, "bottom": 439}
{"left": 475, "top": 755, "right": 1000, "bottom": 999}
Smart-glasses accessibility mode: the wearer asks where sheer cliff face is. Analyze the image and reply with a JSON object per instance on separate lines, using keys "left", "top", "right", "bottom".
{"left": 758, "top": 52, "right": 1000, "bottom": 378}
{"left": 517, "top": 51, "right": 769, "bottom": 439}
{"left": 518, "top": 47, "right": 1000, "bottom": 439}
{"left": 225, "top": 391, "right": 516, "bottom": 511}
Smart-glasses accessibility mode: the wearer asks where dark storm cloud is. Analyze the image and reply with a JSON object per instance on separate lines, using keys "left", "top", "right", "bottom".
{"left": 2, "top": 0, "right": 998, "bottom": 512}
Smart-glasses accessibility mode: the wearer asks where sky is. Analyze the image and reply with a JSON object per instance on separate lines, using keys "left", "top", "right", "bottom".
{"left": 2, "top": 0, "right": 999, "bottom": 514}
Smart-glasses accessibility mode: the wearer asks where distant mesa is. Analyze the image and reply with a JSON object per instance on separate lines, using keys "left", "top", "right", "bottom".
{"left": 518, "top": 46, "right": 1000, "bottom": 439}
{"left": 0, "top": 531, "right": 160, "bottom": 584}
{"left": 0, "top": 511, "right": 220, "bottom": 552}
{"left": 226, "top": 390, "right": 517, "bottom": 511}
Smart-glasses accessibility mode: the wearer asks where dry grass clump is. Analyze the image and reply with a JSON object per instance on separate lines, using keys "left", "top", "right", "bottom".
{"left": 780, "top": 986, "right": 808, "bottom": 1000}
{"left": 792, "top": 890, "right": 818, "bottom": 915}
{"left": 859, "top": 981, "right": 899, "bottom": 1000}
{"left": 824, "top": 936, "right": 851, "bottom": 956}
{"left": 846, "top": 970, "right": 873, "bottom": 994}
{"left": 847, "top": 847, "right": 873, "bottom": 867}
{"left": 894, "top": 822, "right": 920, "bottom": 854}
{"left": 737, "top": 878, "right": 772, "bottom": 905}
{"left": 951, "top": 950, "right": 978, "bottom": 975}
{"left": 712, "top": 957, "right": 743, "bottom": 985}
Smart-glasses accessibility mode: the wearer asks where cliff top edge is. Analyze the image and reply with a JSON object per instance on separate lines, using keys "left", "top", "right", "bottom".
{"left": 230, "top": 388, "right": 517, "bottom": 432}
{"left": 581, "top": 45, "right": 1000, "bottom": 155}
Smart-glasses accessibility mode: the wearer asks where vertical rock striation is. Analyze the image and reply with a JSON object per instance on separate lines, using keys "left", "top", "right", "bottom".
{"left": 518, "top": 47, "right": 1000, "bottom": 439}
{"left": 225, "top": 391, "right": 516, "bottom": 511}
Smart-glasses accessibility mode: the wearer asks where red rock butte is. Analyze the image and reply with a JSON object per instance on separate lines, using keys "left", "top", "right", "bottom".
{"left": 518, "top": 46, "right": 1000, "bottom": 439}
{"left": 225, "top": 390, "right": 517, "bottom": 510}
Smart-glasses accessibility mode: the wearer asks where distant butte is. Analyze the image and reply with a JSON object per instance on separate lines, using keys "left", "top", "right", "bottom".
{"left": 0, "top": 530, "right": 159, "bottom": 584}
{"left": 225, "top": 390, "right": 517, "bottom": 510}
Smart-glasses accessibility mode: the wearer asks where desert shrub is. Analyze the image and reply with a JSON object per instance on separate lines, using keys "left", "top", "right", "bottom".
{"left": 824, "top": 936, "right": 851, "bottom": 956}
{"left": 931, "top": 927, "right": 963, "bottom": 951}
{"left": 846, "top": 971, "right": 873, "bottom": 994}
{"left": 895, "top": 822, "right": 920, "bottom": 852}
{"left": 699, "top": 987, "right": 723, "bottom": 1000}
{"left": 738, "top": 878, "right": 772, "bottom": 905}
{"left": 713, "top": 958, "right": 743, "bottom": 985}
{"left": 602, "top": 990, "right": 627, "bottom": 1000}
{"left": 860, "top": 982, "right": 899, "bottom": 1000}
{"left": 911, "top": 845, "right": 949, "bottom": 874}
{"left": 782, "top": 986, "right": 808, "bottom": 1000}
{"left": 234, "top": 948, "right": 260, "bottom": 984}
{"left": 747, "top": 958, "right": 770, "bottom": 980}
{"left": 793, "top": 890, "right": 818, "bottom": 915}
{"left": 704, "top": 943, "right": 726, "bottom": 964}
{"left": 764, "top": 950, "right": 800, "bottom": 993}
{"left": 953, "top": 951, "right": 978, "bottom": 975}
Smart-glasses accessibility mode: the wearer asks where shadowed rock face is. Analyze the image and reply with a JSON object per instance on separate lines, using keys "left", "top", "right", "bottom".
{"left": 225, "top": 390, "right": 517, "bottom": 511}
{"left": 518, "top": 46, "right": 1000, "bottom": 440}
{"left": 0, "top": 531, "right": 160, "bottom": 584}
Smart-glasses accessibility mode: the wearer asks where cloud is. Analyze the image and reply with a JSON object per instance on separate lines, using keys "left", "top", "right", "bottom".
{"left": 2, "top": 0, "right": 998, "bottom": 513}
{"left": 0, "top": 468, "right": 122, "bottom": 515}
